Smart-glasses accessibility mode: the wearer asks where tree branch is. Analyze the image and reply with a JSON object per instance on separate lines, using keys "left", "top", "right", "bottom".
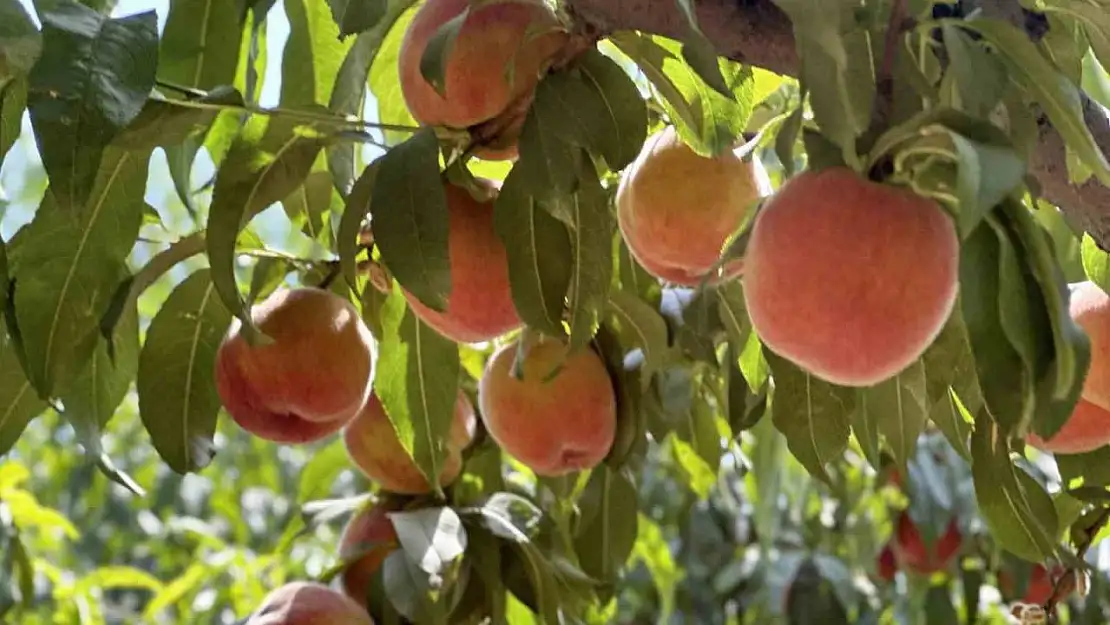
{"left": 564, "top": 0, "right": 1110, "bottom": 249}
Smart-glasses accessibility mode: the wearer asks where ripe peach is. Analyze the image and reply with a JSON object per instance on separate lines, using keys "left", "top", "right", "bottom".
{"left": 478, "top": 337, "right": 617, "bottom": 476}
{"left": 742, "top": 167, "right": 960, "bottom": 387}
{"left": 1069, "top": 281, "right": 1110, "bottom": 410}
{"left": 616, "top": 126, "right": 770, "bottom": 286}
{"left": 338, "top": 503, "right": 399, "bottom": 609}
{"left": 215, "top": 288, "right": 375, "bottom": 444}
{"left": 999, "top": 564, "right": 1063, "bottom": 606}
{"left": 1026, "top": 398, "right": 1110, "bottom": 454}
{"left": 890, "top": 513, "right": 962, "bottom": 575}
{"left": 343, "top": 390, "right": 477, "bottom": 494}
{"left": 403, "top": 179, "right": 521, "bottom": 343}
{"left": 398, "top": 0, "right": 567, "bottom": 148}
{"left": 245, "top": 581, "right": 373, "bottom": 625}
{"left": 877, "top": 544, "right": 897, "bottom": 581}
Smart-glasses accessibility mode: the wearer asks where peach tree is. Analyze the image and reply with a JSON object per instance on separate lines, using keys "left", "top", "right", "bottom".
{"left": 3, "top": 0, "right": 1110, "bottom": 623}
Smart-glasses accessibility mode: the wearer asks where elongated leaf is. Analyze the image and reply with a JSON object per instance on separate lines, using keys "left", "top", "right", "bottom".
{"left": 493, "top": 167, "right": 572, "bottom": 338}
{"left": 368, "top": 3, "right": 420, "bottom": 146}
{"left": 339, "top": 159, "right": 379, "bottom": 291}
{"left": 205, "top": 115, "right": 328, "bottom": 344}
{"left": 0, "top": 335, "right": 48, "bottom": 456}
{"left": 113, "top": 88, "right": 246, "bottom": 151}
{"left": 283, "top": 0, "right": 353, "bottom": 107}
{"left": 604, "top": 291, "right": 668, "bottom": 390}
{"left": 370, "top": 127, "right": 451, "bottom": 311}
{"left": 573, "top": 466, "right": 638, "bottom": 585}
{"left": 771, "top": 0, "right": 871, "bottom": 164}
{"left": 564, "top": 162, "right": 613, "bottom": 351}
{"left": 538, "top": 49, "right": 647, "bottom": 171}
{"left": 517, "top": 82, "right": 581, "bottom": 201}
{"left": 282, "top": 169, "right": 334, "bottom": 242}
{"left": 419, "top": 9, "right": 467, "bottom": 98}
{"left": 158, "top": 0, "right": 241, "bottom": 90}
{"left": 857, "top": 362, "right": 929, "bottom": 473}
{"left": 62, "top": 300, "right": 139, "bottom": 430}
{"left": 959, "top": 221, "right": 1030, "bottom": 434}
{"left": 376, "top": 286, "right": 461, "bottom": 494}
{"left": 27, "top": 3, "right": 158, "bottom": 212}
{"left": 12, "top": 147, "right": 149, "bottom": 397}
{"left": 0, "top": 78, "right": 26, "bottom": 161}
{"left": 964, "top": 18, "right": 1110, "bottom": 185}
{"left": 0, "top": 1, "right": 40, "bottom": 84}
{"left": 611, "top": 32, "right": 753, "bottom": 156}
{"left": 390, "top": 507, "right": 468, "bottom": 578}
{"left": 137, "top": 269, "right": 232, "bottom": 474}
{"left": 328, "top": 33, "right": 376, "bottom": 195}
{"left": 326, "top": 0, "right": 385, "bottom": 39}
{"left": 970, "top": 419, "right": 1058, "bottom": 562}
{"left": 767, "top": 350, "right": 854, "bottom": 483}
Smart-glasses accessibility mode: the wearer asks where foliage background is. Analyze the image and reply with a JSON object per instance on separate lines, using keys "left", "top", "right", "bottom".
{"left": 5, "top": 0, "right": 1110, "bottom": 624}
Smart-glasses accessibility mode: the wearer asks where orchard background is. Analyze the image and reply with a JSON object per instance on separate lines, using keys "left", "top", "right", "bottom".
{"left": 6, "top": 0, "right": 1110, "bottom": 623}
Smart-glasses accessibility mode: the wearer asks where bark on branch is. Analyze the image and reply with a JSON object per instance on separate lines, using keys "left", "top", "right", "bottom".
{"left": 565, "top": 0, "right": 1110, "bottom": 249}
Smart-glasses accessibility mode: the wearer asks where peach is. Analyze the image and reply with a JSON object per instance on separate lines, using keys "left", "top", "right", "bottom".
{"left": 343, "top": 390, "right": 477, "bottom": 494}
{"left": 616, "top": 126, "right": 770, "bottom": 286}
{"left": 398, "top": 0, "right": 567, "bottom": 150}
{"left": 877, "top": 544, "right": 897, "bottom": 582}
{"left": 403, "top": 179, "right": 521, "bottom": 343}
{"left": 890, "top": 513, "right": 962, "bottom": 575}
{"left": 338, "top": 503, "right": 399, "bottom": 609}
{"left": 1026, "top": 398, "right": 1110, "bottom": 454}
{"left": 742, "top": 167, "right": 960, "bottom": 387}
{"left": 245, "top": 581, "right": 373, "bottom": 625}
{"left": 478, "top": 337, "right": 617, "bottom": 476}
{"left": 1069, "top": 281, "right": 1110, "bottom": 410}
{"left": 215, "top": 288, "right": 374, "bottom": 444}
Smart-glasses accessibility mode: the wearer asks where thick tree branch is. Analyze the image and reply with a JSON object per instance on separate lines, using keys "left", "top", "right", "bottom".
{"left": 565, "top": 0, "right": 1110, "bottom": 249}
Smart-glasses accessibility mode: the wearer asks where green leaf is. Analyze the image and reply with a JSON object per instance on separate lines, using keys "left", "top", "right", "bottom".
{"left": 0, "top": 335, "right": 48, "bottom": 456}
{"left": 970, "top": 419, "right": 1059, "bottom": 562}
{"left": 603, "top": 291, "right": 668, "bottom": 390}
{"left": 921, "top": 312, "right": 979, "bottom": 459}
{"left": 564, "top": 162, "right": 613, "bottom": 351}
{"left": 669, "top": 435, "right": 716, "bottom": 499}
{"left": 61, "top": 299, "right": 138, "bottom": 431}
{"left": 205, "top": 114, "right": 328, "bottom": 344}
{"left": 328, "top": 32, "right": 378, "bottom": 195}
{"left": 419, "top": 9, "right": 468, "bottom": 98}
{"left": 668, "top": 0, "right": 729, "bottom": 96}
{"left": 959, "top": 220, "right": 1031, "bottom": 435}
{"left": 376, "top": 286, "right": 461, "bottom": 494}
{"left": 0, "top": 78, "right": 26, "bottom": 161}
{"left": 573, "top": 466, "right": 638, "bottom": 584}
{"left": 157, "top": 0, "right": 241, "bottom": 90}
{"left": 947, "top": 132, "right": 1027, "bottom": 238}
{"left": 1082, "top": 234, "right": 1110, "bottom": 292}
{"left": 326, "top": 0, "right": 385, "bottom": 39}
{"left": 856, "top": 362, "right": 929, "bottom": 474}
{"left": 11, "top": 147, "right": 149, "bottom": 397}
{"left": 771, "top": 0, "right": 872, "bottom": 165}
{"left": 27, "top": 3, "right": 159, "bottom": 212}
{"left": 370, "top": 127, "right": 451, "bottom": 311}
{"left": 516, "top": 84, "right": 581, "bottom": 201}
{"left": 493, "top": 167, "right": 572, "bottom": 338}
{"left": 610, "top": 32, "right": 754, "bottom": 156}
{"left": 136, "top": 268, "right": 232, "bottom": 474}
{"left": 963, "top": 17, "right": 1110, "bottom": 186}
{"left": 368, "top": 3, "right": 420, "bottom": 146}
{"left": 282, "top": 0, "right": 354, "bottom": 107}
{"left": 113, "top": 88, "right": 246, "bottom": 151}
{"left": 339, "top": 159, "right": 379, "bottom": 291}
{"left": 716, "top": 281, "right": 749, "bottom": 350}
{"left": 0, "top": 1, "right": 41, "bottom": 84}
{"left": 766, "top": 350, "right": 854, "bottom": 483}
{"left": 540, "top": 49, "right": 647, "bottom": 171}
{"left": 940, "top": 25, "right": 1008, "bottom": 118}
{"left": 382, "top": 550, "right": 449, "bottom": 624}
{"left": 282, "top": 169, "right": 336, "bottom": 243}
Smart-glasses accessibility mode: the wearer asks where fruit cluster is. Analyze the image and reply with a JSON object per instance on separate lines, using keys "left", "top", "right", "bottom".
{"left": 219, "top": 0, "right": 1110, "bottom": 618}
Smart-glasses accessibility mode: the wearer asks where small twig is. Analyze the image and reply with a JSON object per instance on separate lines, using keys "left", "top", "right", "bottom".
{"left": 157, "top": 93, "right": 422, "bottom": 134}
